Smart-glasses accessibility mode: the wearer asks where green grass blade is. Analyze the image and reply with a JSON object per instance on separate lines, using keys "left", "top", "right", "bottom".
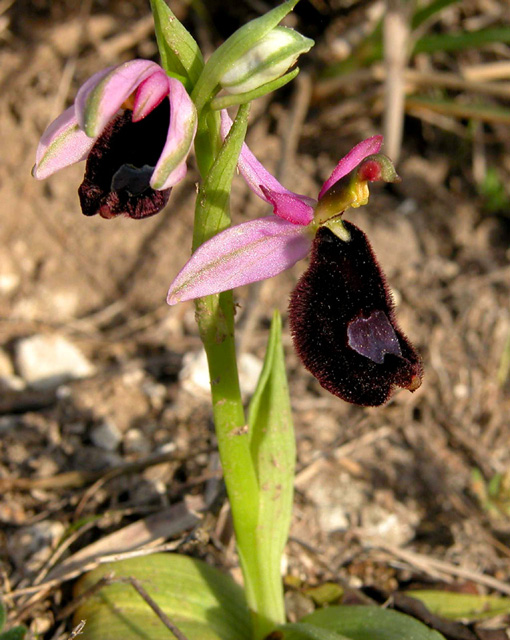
{"left": 412, "top": 0, "right": 462, "bottom": 30}
{"left": 414, "top": 27, "right": 510, "bottom": 54}
{"left": 407, "top": 591, "right": 510, "bottom": 621}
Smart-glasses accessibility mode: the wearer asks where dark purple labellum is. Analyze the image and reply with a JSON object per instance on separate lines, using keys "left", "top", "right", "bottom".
{"left": 289, "top": 223, "right": 423, "bottom": 406}
{"left": 78, "top": 101, "right": 171, "bottom": 219}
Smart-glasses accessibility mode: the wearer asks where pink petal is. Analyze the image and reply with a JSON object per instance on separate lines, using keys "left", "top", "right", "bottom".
{"left": 150, "top": 77, "right": 197, "bottom": 190}
{"left": 132, "top": 70, "right": 170, "bottom": 121}
{"left": 220, "top": 111, "right": 315, "bottom": 226}
{"left": 75, "top": 60, "right": 161, "bottom": 138}
{"left": 167, "top": 216, "right": 312, "bottom": 304}
{"left": 318, "top": 135, "right": 383, "bottom": 200}
{"left": 33, "top": 105, "right": 96, "bottom": 179}
{"left": 260, "top": 186, "right": 316, "bottom": 226}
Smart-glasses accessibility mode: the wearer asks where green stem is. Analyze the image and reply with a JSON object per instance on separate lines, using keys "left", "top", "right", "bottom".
{"left": 192, "top": 103, "right": 284, "bottom": 639}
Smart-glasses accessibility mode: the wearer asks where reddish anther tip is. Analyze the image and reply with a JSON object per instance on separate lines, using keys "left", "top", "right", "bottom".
{"left": 357, "top": 160, "right": 382, "bottom": 182}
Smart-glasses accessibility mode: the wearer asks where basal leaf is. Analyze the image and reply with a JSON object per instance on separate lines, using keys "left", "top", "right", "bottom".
{"left": 303, "top": 605, "right": 446, "bottom": 640}
{"left": 275, "top": 622, "right": 352, "bottom": 639}
{"left": 73, "top": 553, "right": 251, "bottom": 640}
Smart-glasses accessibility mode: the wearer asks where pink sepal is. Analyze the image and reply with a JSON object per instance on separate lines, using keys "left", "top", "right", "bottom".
{"left": 150, "top": 77, "right": 197, "bottom": 190}
{"left": 33, "top": 105, "right": 95, "bottom": 179}
{"left": 167, "top": 216, "right": 312, "bottom": 304}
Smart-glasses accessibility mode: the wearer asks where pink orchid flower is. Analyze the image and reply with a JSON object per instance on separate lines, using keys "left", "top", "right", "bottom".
{"left": 168, "top": 117, "right": 422, "bottom": 406}
{"left": 33, "top": 60, "right": 197, "bottom": 220}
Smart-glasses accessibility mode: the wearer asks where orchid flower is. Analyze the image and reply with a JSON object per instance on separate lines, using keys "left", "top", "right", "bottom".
{"left": 168, "top": 116, "right": 422, "bottom": 406}
{"left": 33, "top": 60, "right": 197, "bottom": 220}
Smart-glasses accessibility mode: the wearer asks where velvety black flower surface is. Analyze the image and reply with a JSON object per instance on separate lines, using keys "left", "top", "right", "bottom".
{"left": 289, "top": 223, "right": 423, "bottom": 406}
{"left": 78, "top": 102, "right": 171, "bottom": 220}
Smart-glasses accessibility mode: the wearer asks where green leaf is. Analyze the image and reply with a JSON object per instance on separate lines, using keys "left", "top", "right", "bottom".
{"left": 73, "top": 553, "right": 251, "bottom": 640}
{"left": 192, "top": 0, "right": 300, "bottom": 112}
{"left": 407, "top": 590, "right": 510, "bottom": 621}
{"left": 0, "top": 600, "right": 5, "bottom": 632}
{"left": 150, "top": 0, "right": 204, "bottom": 91}
{"left": 211, "top": 68, "right": 300, "bottom": 110}
{"left": 303, "top": 583, "right": 344, "bottom": 606}
{"left": 276, "top": 622, "right": 352, "bottom": 639}
{"left": 303, "top": 605, "right": 446, "bottom": 640}
{"left": 247, "top": 310, "right": 296, "bottom": 624}
{"left": 0, "top": 626, "right": 27, "bottom": 640}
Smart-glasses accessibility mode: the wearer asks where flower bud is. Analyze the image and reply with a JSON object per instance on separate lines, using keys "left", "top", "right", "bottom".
{"left": 219, "top": 27, "right": 313, "bottom": 95}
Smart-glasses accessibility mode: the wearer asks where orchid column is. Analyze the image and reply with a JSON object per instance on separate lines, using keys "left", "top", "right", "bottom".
{"left": 151, "top": 1, "right": 313, "bottom": 639}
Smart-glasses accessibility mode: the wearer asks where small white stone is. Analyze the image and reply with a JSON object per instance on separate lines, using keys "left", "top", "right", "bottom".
{"left": 360, "top": 501, "right": 418, "bottom": 546}
{"left": 124, "top": 428, "right": 151, "bottom": 455}
{"left": 14, "top": 520, "right": 66, "bottom": 569}
{"left": 179, "top": 349, "right": 210, "bottom": 397}
{"left": 90, "top": 420, "right": 122, "bottom": 451}
{"left": 15, "top": 334, "right": 95, "bottom": 388}
{"left": 179, "top": 349, "right": 263, "bottom": 399}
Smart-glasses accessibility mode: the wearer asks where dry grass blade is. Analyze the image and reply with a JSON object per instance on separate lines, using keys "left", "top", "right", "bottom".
{"left": 68, "top": 620, "right": 86, "bottom": 639}
{"left": 314, "top": 66, "right": 510, "bottom": 102}
{"left": 383, "top": 0, "right": 413, "bottom": 162}
{"left": 122, "top": 576, "right": 192, "bottom": 640}
{"left": 57, "top": 574, "right": 191, "bottom": 640}
{"left": 366, "top": 541, "right": 510, "bottom": 596}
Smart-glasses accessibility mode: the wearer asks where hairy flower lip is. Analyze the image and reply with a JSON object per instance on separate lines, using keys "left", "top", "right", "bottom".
{"left": 33, "top": 59, "right": 197, "bottom": 219}
{"left": 289, "top": 224, "right": 423, "bottom": 406}
{"left": 78, "top": 105, "right": 172, "bottom": 220}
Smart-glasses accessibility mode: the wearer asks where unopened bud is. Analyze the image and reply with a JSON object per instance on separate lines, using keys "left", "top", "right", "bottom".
{"left": 220, "top": 27, "right": 313, "bottom": 95}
